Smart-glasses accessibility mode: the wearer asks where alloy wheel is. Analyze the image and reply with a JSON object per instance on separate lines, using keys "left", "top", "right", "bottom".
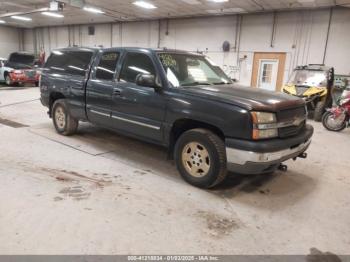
{"left": 55, "top": 106, "right": 66, "bottom": 129}
{"left": 181, "top": 142, "right": 210, "bottom": 178}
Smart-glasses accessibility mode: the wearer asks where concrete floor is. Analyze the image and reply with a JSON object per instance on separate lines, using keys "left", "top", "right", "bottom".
{"left": 0, "top": 85, "right": 349, "bottom": 255}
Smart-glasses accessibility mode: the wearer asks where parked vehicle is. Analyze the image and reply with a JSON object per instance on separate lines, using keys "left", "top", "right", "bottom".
{"left": 0, "top": 52, "right": 40, "bottom": 86}
{"left": 0, "top": 57, "right": 7, "bottom": 67}
{"left": 322, "top": 87, "right": 350, "bottom": 132}
{"left": 282, "top": 65, "right": 334, "bottom": 121}
{"left": 40, "top": 47, "right": 314, "bottom": 188}
{"left": 0, "top": 58, "right": 7, "bottom": 84}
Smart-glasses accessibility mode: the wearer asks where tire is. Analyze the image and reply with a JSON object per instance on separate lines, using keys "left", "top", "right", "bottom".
{"left": 5, "top": 74, "right": 12, "bottom": 86}
{"left": 322, "top": 111, "right": 346, "bottom": 132}
{"left": 174, "top": 128, "right": 227, "bottom": 188}
{"left": 314, "top": 100, "right": 326, "bottom": 122}
{"left": 52, "top": 99, "right": 79, "bottom": 136}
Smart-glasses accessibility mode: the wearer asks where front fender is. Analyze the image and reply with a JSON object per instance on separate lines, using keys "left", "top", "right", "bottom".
{"left": 326, "top": 106, "right": 344, "bottom": 117}
{"left": 303, "top": 87, "right": 327, "bottom": 97}
{"left": 164, "top": 92, "right": 252, "bottom": 139}
{"left": 282, "top": 85, "right": 296, "bottom": 95}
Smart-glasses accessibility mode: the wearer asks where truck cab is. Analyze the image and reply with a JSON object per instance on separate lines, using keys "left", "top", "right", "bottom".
{"left": 40, "top": 47, "right": 313, "bottom": 188}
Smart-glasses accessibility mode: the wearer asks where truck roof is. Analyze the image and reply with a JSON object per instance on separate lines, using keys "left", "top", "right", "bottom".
{"left": 9, "top": 52, "right": 35, "bottom": 55}
{"left": 52, "top": 46, "right": 203, "bottom": 56}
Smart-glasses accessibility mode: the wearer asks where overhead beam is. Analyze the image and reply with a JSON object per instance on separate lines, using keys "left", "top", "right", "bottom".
{"left": 0, "top": 7, "right": 49, "bottom": 19}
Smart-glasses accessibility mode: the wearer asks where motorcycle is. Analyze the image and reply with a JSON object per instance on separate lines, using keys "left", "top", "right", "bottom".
{"left": 322, "top": 87, "right": 350, "bottom": 132}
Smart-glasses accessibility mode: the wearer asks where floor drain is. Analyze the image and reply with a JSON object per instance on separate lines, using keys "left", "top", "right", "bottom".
{"left": 0, "top": 117, "right": 29, "bottom": 128}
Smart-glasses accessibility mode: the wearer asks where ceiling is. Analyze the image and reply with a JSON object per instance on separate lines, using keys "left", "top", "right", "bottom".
{"left": 0, "top": 0, "right": 349, "bottom": 28}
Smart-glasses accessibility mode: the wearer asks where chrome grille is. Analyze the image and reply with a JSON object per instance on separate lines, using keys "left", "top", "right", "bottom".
{"left": 279, "top": 120, "right": 306, "bottom": 137}
{"left": 277, "top": 107, "right": 306, "bottom": 138}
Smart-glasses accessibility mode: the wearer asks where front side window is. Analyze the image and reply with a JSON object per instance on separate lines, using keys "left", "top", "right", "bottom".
{"left": 95, "top": 52, "right": 119, "bottom": 81}
{"left": 157, "top": 53, "right": 232, "bottom": 88}
{"left": 119, "top": 52, "right": 156, "bottom": 83}
{"left": 45, "top": 50, "right": 93, "bottom": 77}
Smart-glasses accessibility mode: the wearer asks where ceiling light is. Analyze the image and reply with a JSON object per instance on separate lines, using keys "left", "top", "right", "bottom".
{"left": 297, "top": 0, "right": 315, "bottom": 7}
{"left": 83, "top": 6, "right": 105, "bottom": 14}
{"left": 42, "top": 12, "right": 64, "bottom": 18}
{"left": 208, "top": 0, "right": 229, "bottom": 2}
{"left": 297, "top": 0, "right": 315, "bottom": 2}
{"left": 207, "top": 7, "right": 245, "bottom": 13}
{"left": 11, "top": 16, "right": 32, "bottom": 21}
{"left": 133, "top": 1, "right": 157, "bottom": 9}
{"left": 0, "top": 20, "right": 6, "bottom": 24}
{"left": 181, "top": 0, "right": 201, "bottom": 4}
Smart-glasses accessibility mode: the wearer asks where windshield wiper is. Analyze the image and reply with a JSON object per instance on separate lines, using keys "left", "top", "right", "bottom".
{"left": 181, "top": 82, "right": 211, "bottom": 86}
{"left": 213, "top": 81, "right": 230, "bottom": 85}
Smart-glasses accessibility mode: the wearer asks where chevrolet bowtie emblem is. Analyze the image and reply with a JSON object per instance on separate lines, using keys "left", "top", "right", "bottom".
{"left": 292, "top": 116, "right": 304, "bottom": 126}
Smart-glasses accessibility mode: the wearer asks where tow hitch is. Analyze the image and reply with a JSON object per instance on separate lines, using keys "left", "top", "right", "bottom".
{"left": 279, "top": 152, "right": 308, "bottom": 172}
{"left": 278, "top": 163, "right": 288, "bottom": 171}
{"left": 293, "top": 152, "right": 308, "bottom": 161}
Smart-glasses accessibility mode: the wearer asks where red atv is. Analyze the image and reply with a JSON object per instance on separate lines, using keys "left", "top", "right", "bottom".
{"left": 322, "top": 87, "right": 350, "bottom": 132}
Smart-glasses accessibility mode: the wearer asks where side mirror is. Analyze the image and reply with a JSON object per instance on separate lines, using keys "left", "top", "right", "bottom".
{"left": 136, "top": 74, "right": 161, "bottom": 89}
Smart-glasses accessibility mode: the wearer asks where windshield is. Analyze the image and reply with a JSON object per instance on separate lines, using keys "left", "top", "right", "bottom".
{"left": 8, "top": 53, "right": 35, "bottom": 65}
{"left": 288, "top": 69, "right": 327, "bottom": 88}
{"left": 157, "top": 53, "right": 232, "bottom": 87}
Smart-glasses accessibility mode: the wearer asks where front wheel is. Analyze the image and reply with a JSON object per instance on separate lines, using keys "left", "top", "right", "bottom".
{"left": 52, "top": 99, "right": 79, "bottom": 136}
{"left": 5, "top": 75, "right": 12, "bottom": 86}
{"left": 314, "top": 100, "right": 326, "bottom": 122}
{"left": 322, "top": 111, "right": 346, "bottom": 132}
{"left": 174, "top": 128, "right": 227, "bottom": 188}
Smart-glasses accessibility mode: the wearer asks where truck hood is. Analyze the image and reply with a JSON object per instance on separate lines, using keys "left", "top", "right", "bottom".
{"left": 177, "top": 84, "right": 305, "bottom": 111}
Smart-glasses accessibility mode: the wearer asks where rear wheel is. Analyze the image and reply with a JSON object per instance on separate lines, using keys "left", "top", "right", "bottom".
{"left": 322, "top": 111, "right": 346, "bottom": 132}
{"left": 174, "top": 128, "right": 227, "bottom": 188}
{"left": 314, "top": 100, "right": 326, "bottom": 122}
{"left": 52, "top": 99, "right": 79, "bottom": 136}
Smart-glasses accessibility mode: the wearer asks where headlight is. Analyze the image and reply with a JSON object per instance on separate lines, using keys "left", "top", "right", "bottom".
{"left": 251, "top": 111, "right": 278, "bottom": 140}
{"left": 251, "top": 112, "right": 276, "bottom": 124}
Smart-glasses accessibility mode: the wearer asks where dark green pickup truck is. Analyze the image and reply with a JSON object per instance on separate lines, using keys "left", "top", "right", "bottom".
{"left": 40, "top": 47, "right": 313, "bottom": 188}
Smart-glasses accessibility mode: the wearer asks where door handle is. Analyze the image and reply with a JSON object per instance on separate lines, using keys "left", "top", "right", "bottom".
{"left": 70, "top": 83, "right": 83, "bottom": 89}
{"left": 113, "top": 88, "right": 122, "bottom": 96}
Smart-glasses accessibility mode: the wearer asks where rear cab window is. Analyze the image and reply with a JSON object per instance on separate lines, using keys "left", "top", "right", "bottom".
{"left": 45, "top": 50, "right": 94, "bottom": 77}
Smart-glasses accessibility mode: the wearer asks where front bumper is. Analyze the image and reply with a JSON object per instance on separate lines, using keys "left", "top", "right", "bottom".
{"left": 225, "top": 124, "right": 314, "bottom": 174}
{"left": 10, "top": 73, "right": 39, "bottom": 83}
